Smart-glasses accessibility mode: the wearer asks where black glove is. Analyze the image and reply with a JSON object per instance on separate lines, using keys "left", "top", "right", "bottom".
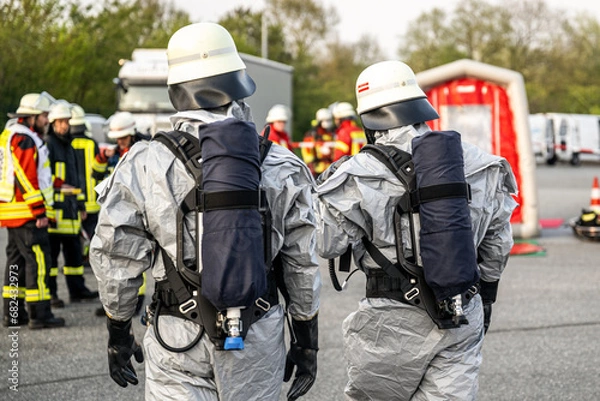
{"left": 107, "top": 317, "right": 144, "bottom": 387}
{"left": 483, "top": 303, "right": 492, "bottom": 334}
{"left": 479, "top": 280, "right": 499, "bottom": 334}
{"left": 284, "top": 315, "right": 318, "bottom": 400}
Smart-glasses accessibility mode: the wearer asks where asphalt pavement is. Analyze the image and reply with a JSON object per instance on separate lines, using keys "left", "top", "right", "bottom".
{"left": 1, "top": 163, "right": 599, "bottom": 401}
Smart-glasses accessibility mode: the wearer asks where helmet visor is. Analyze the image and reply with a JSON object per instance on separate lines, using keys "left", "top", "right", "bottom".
{"left": 168, "top": 69, "right": 256, "bottom": 111}
{"left": 359, "top": 97, "right": 439, "bottom": 131}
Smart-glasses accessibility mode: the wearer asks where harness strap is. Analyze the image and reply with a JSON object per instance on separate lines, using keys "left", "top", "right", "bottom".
{"left": 154, "top": 270, "right": 280, "bottom": 349}
{"left": 411, "top": 182, "right": 471, "bottom": 205}
{"left": 259, "top": 131, "right": 273, "bottom": 163}
{"left": 365, "top": 269, "right": 415, "bottom": 304}
{"left": 360, "top": 144, "right": 414, "bottom": 186}
{"left": 201, "top": 189, "right": 263, "bottom": 211}
{"left": 360, "top": 144, "right": 472, "bottom": 211}
{"left": 361, "top": 237, "right": 403, "bottom": 279}
{"left": 154, "top": 130, "right": 203, "bottom": 180}
{"left": 361, "top": 237, "right": 424, "bottom": 309}
{"left": 160, "top": 248, "right": 201, "bottom": 321}
{"left": 338, "top": 245, "right": 352, "bottom": 273}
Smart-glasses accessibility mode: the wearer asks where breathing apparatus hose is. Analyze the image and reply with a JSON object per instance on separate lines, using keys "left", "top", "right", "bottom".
{"left": 153, "top": 299, "right": 205, "bottom": 353}
{"left": 329, "top": 259, "right": 343, "bottom": 292}
{"left": 329, "top": 258, "right": 360, "bottom": 292}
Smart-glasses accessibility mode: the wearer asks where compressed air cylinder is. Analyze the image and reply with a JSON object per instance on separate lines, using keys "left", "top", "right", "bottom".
{"left": 411, "top": 130, "right": 480, "bottom": 302}
{"left": 198, "top": 118, "right": 267, "bottom": 311}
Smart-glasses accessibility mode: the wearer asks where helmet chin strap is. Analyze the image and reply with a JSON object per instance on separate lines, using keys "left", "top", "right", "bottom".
{"left": 364, "top": 128, "right": 378, "bottom": 145}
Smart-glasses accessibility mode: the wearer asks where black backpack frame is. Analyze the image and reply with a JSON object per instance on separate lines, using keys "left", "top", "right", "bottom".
{"left": 330, "top": 144, "right": 478, "bottom": 329}
{"left": 149, "top": 128, "right": 282, "bottom": 351}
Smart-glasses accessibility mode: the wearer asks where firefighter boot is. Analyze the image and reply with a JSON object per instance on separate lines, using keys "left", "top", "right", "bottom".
{"left": 48, "top": 275, "right": 65, "bottom": 308}
{"left": 28, "top": 301, "right": 66, "bottom": 329}
{"left": 66, "top": 275, "right": 98, "bottom": 303}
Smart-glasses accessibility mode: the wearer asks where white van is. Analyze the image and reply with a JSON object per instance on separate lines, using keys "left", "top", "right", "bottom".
{"left": 529, "top": 114, "right": 556, "bottom": 164}
{"left": 546, "top": 113, "right": 600, "bottom": 165}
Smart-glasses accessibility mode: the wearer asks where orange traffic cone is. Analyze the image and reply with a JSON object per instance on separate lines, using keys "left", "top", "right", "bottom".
{"left": 590, "top": 176, "right": 600, "bottom": 213}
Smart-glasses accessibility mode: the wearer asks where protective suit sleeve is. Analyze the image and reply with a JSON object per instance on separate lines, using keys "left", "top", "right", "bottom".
{"left": 262, "top": 146, "right": 321, "bottom": 320}
{"left": 315, "top": 155, "right": 351, "bottom": 185}
{"left": 90, "top": 143, "right": 154, "bottom": 320}
{"left": 315, "top": 152, "right": 404, "bottom": 263}
{"left": 475, "top": 161, "right": 518, "bottom": 283}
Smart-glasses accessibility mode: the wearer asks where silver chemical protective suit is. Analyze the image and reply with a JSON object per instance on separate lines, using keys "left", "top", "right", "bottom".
{"left": 315, "top": 123, "right": 517, "bottom": 401}
{"left": 90, "top": 101, "right": 321, "bottom": 401}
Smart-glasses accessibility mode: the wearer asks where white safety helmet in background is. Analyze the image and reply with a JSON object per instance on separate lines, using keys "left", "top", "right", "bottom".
{"left": 107, "top": 112, "right": 136, "bottom": 139}
{"left": 48, "top": 102, "right": 73, "bottom": 123}
{"left": 69, "top": 104, "right": 86, "bottom": 126}
{"left": 315, "top": 108, "right": 334, "bottom": 130}
{"left": 135, "top": 118, "right": 153, "bottom": 137}
{"left": 332, "top": 102, "right": 357, "bottom": 120}
{"left": 8, "top": 91, "right": 56, "bottom": 118}
{"left": 166, "top": 22, "right": 256, "bottom": 110}
{"left": 266, "top": 104, "right": 289, "bottom": 123}
{"left": 84, "top": 120, "right": 93, "bottom": 138}
{"left": 355, "top": 60, "right": 439, "bottom": 130}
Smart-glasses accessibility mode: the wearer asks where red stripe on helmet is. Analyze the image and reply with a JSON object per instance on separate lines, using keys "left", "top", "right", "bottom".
{"left": 357, "top": 82, "right": 369, "bottom": 93}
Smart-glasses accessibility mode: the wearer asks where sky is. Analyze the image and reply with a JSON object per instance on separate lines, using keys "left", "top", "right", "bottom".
{"left": 174, "top": 0, "right": 600, "bottom": 59}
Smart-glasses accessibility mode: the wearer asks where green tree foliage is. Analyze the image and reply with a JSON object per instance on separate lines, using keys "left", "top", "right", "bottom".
{"left": 263, "top": 0, "right": 340, "bottom": 139}
{"left": 0, "top": 0, "right": 189, "bottom": 127}
{"left": 219, "top": 0, "right": 383, "bottom": 139}
{"left": 3, "top": 0, "right": 599, "bottom": 133}
{"left": 219, "top": 7, "right": 291, "bottom": 64}
{"left": 0, "top": 0, "right": 64, "bottom": 123}
{"left": 400, "top": 0, "right": 600, "bottom": 115}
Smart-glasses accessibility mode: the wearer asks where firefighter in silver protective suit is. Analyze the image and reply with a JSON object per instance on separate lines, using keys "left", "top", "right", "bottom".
{"left": 315, "top": 60, "right": 518, "bottom": 400}
{"left": 90, "top": 22, "right": 321, "bottom": 401}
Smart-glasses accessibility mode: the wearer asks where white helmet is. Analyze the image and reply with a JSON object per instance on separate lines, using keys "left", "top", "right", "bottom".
{"left": 315, "top": 108, "right": 334, "bottom": 130}
{"left": 332, "top": 102, "right": 357, "bottom": 119}
{"left": 107, "top": 112, "right": 136, "bottom": 139}
{"left": 355, "top": 60, "right": 439, "bottom": 130}
{"left": 266, "top": 104, "right": 289, "bottom": 123}
{"left": 69, "top": 104, "right": 86, "bottom": 126}
{"left": 48, "top": 102, "right": 73, "bottom": 123}
{"left": 9, "top": 91, "right": 56, "bottom": 117}
{"left": 166, "top": 22, "right": 256, "bottom": 110}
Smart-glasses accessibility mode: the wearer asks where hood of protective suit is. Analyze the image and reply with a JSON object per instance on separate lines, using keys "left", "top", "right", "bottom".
{"left": 169, "top": 100, "right": 254, "bottom": 134}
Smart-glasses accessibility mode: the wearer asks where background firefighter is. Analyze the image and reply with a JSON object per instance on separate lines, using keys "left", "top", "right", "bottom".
{"left": 45, "top": 102, "right": 98, "bottom": 306}
{"left": 301, "top": 108, "right": 335, "bottom": 178}
{"left": 1, "top": 92, "right": 65, "bottom": 329}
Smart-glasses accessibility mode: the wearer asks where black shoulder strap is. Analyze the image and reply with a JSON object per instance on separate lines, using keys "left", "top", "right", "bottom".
{"left": 154, "top": 130, "right": 202, "bottom": 181}
{"left": 360, "top": 144, "right": 415, "bottom": 212}
{"left": 259, "top": 133, "right": 273, "bottom": 164}
{"left": 155, "top": 130, "right": 270, "bottom": 213}
{"left": 155, "top": 128, "right": 272, "bottom": 171}
{"left": 360, "top": 144, "right": 414, "bottom": 188}
{"left": 360, "top": 144, "right": 470, "bottom": 208}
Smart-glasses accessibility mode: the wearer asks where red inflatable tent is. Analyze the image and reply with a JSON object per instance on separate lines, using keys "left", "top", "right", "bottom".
{"left": 416, "top": 59, "right": 539, "bottom": 239}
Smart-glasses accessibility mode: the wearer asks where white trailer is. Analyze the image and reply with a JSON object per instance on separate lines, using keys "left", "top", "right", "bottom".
{"left": 113, "top": 49, "right": 293, "bottom": 136}
{"left": 544, "top": 113, "right": 600, "bottom": 165}
{"left": 528, "top": 113, "right": 557, "bottom": 164}
{"left": 113, "top": 49, "right": 173, "bottom": 136}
